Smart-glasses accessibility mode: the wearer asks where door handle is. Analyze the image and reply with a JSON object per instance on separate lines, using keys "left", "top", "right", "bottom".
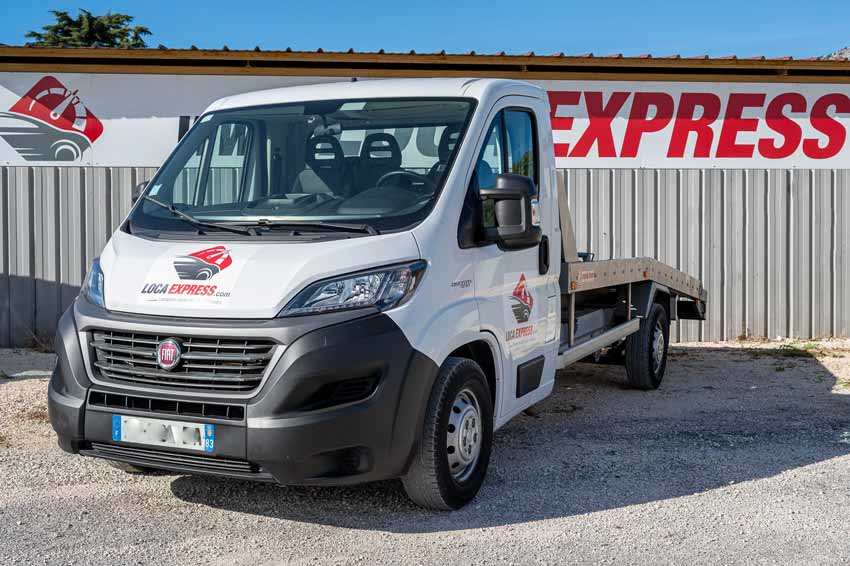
{"left": 538, "top": 235, "right": 550, "bottom": 275}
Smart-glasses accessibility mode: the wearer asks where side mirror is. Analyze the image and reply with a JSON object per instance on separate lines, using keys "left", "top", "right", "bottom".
{"left": 479, "top": 173, "right": 542, "bottom": 250}
{"left": 131, "top": 181, "right": 148, "bottom": 204}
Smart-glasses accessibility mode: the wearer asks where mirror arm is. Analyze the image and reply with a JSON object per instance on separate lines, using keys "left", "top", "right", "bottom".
{"left": 478, "top": 187, "right": 525, "bottom": 201}
{"left": 131, "top": 181, "right": 149, "bottom": 204}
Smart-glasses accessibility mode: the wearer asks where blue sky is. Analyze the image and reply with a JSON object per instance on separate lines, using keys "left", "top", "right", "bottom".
{"left": 1, "top": 1, "right": 847, "bottom": 58}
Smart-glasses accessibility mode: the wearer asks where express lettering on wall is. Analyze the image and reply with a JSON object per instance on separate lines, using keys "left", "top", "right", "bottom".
{"left": 545, "top": 84, "right": 850, "bottom": 168}
{"left": 3, "top": 73, "right": 850, "bottom": 169}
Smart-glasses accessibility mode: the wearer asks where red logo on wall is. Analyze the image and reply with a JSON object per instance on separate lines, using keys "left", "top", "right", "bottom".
{"left": 173, "top": 246, "right": 233, "bottom": 281}
{"left": 0, "top": 75, "right": 103, "bottom": 162}
{"left": 511, "top": 274, "right": 534, "bottom": 323}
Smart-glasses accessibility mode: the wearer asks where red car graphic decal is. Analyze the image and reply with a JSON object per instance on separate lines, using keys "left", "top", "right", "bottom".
{"left": 0, "top": 76, "right": 103, "bottom": 162}
{"left": 511, "top": 274, "right": 534, "bottom": 324}
{"left": 173, "top": 246, "right": 233, "bottom": 281}
{"left": 9, "top": 76, "right": 103, "bottom": 143}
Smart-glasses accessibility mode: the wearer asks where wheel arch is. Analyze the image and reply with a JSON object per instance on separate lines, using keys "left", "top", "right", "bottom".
{"left": 425, "top": 328, "right": 504, "bottom": 422}
{"left": 447, "top": 338, "right": 498, "bottom": 410}
{"left": 632, "top": 282, "right": 678, "bottom": 321}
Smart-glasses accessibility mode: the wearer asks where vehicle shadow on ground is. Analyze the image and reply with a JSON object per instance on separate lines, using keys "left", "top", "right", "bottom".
{"left": 171, "top": 345, "right": 850, "bottom": 532}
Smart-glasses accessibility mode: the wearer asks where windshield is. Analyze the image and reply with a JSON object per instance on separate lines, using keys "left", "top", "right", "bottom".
{"left": 128, "top": 97, "right": 475, "bottom": 235}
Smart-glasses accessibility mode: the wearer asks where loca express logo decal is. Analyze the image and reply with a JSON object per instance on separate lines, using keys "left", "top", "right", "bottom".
{"left": 0, "top": 76, "right": 103, "bottom": 162}
{"left": 141, "top": 246, "right": 233, "bottom": 299}
{"left": 506, "top": 273, "right": 535, "bottom": 344}
{"left": 173, "top": 246, "right": 233, "bottom": 281}
{"left": 510, "top": 274, "right": 534, "bottom": 324}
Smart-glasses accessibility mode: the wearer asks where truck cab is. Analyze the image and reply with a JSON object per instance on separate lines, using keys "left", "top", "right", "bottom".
{"left": 48, "top": 78, "right": 704, "bottom": 510}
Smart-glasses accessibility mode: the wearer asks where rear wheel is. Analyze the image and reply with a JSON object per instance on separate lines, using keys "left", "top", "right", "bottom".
{"left": 625, "top": 303, "right": 669, "bottom": 390}
{"left": 402, "top": 357, "right": 493, "bottom": 510}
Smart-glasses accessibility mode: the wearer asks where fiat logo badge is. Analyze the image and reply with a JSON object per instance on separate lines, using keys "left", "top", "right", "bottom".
{"left": 156, "top": 339, "right": 182, "bottom": 371}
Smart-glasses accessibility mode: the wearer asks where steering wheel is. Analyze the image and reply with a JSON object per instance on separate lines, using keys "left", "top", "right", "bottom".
{"left": 375, "top": 170, "right": 437, "bottom": 194}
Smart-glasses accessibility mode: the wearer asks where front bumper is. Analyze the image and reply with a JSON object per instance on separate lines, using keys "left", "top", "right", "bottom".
{"left": 49, "top": 300, "right": 439, "bottom": 485}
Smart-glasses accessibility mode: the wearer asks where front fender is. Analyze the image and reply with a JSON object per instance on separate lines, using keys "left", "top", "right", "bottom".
{"left": 386, "top": 296, "right": 480, "bottom": 366}
{"left": 385, "top": 297, "right": 507, "bottom": 420}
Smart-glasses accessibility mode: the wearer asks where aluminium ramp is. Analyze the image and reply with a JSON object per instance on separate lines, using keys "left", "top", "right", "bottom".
{"left": 556, "top": 175, "right": 707, "bottom": 304}
{"left": 563, "top": 258, "right": 707, "bottom": 303}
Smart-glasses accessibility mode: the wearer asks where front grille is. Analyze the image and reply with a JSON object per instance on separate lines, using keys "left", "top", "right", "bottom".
{"left": 87, "top": 442, "right": 263, "bottom": 477}
{"left": 90, "top": 330, "right": 276, "bottom": 392}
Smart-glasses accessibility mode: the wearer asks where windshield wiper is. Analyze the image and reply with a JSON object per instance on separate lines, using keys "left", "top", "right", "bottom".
{"left": 249, "top": 219, "right": 380, "bottom": 236}
{"left": 142, "top": 196, "right": 255, "bottom": 236}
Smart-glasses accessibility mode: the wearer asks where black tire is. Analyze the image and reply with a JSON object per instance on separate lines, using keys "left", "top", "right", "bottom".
{"left": 625, "top": 303, "right": 670, "bottom": 390}
{"left": 402, "top": 357, "right": 493, "bottom": 510}
{"left": 106, "top": 460, "right": 155, "bottom": 474}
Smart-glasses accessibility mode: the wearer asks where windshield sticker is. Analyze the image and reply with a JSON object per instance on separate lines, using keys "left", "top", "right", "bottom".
{"left": 504, "top": 272, "right": 541, "bottom": 356}
{"left": 139, "top": 245, "right": 253, "bottom": 307}
{"left": 148, "top": 183, "right": 162, "bottom": 196}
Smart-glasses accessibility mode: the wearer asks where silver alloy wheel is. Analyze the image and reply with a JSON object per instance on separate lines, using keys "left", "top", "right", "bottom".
{"left": 446, "top": 388, "right": 482, "bottom": 482}
{"left": 652, "top": 321, "right": 665, "bottom": 375}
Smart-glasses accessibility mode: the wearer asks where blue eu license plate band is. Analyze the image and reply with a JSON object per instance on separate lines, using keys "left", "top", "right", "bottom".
{"left": 203, "top": 424, "right": 215, "bottom": 452}
{"left": 112, "top": 414, "right": 121, "bottom": 441}
{"left": 111, "top": 414, "right": 214, "bottom": 453}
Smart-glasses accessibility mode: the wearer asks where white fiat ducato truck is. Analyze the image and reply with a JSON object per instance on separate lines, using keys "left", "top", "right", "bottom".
{"left": 49, "top": 78, "right": 706, "bottom": 510}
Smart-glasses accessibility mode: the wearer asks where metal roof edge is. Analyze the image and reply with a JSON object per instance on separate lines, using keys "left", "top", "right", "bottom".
{"left": 1, "top": 46, "right": 849, "bottom": 82}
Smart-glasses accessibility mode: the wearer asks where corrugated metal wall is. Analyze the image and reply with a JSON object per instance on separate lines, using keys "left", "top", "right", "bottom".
{"left": 0, "top": 167, "right": 156, "bottom": 347}
{"left": 561, "top": 169, "right": 850, "bottom": 343}
{"left": 0, "top": 165, "right": 847, "bottom": 347}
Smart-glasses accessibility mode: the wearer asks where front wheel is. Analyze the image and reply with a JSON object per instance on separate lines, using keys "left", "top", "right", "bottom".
{"left": 402, "top": 357, "right": 493, "bottom": 510}
{"left": 625, "top": 303, "right": 670, "bottom": 390}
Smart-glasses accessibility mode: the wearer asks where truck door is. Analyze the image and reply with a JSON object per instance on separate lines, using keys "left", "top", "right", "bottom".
{"left": 468, "top": 99, "right": 560, "bottom": 422}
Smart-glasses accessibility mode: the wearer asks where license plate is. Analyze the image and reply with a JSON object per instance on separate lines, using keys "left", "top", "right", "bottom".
{"left": 112, "top": 415, "right": 214, "bottom": 453}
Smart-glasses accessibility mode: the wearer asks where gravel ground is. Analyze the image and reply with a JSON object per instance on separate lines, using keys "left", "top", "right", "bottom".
{"left": 2, "top": 340, "right": 850, "bottom": 565}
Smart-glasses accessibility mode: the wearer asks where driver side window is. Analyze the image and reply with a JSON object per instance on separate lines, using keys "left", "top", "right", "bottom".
{"left": 477, "top": 114, "right": 505, "bottom": 189}
{"left": 459, "top": 108, "right": 539, "bottom": 242}
{"left": 476, "top": 114, "right": 505, "bottom": 228}
{"left": 504, "top": 109, "right": 538, "bottom": 188}
{"left": 473, "top": 109, "right": 538, "bottom": 228}
{"left": 473, "top": 109, "right": 538, "bottom": 188}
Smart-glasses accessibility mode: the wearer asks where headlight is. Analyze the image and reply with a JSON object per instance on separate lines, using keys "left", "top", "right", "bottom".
{"left": 81, "top": 258, "right": 105, "bottom": 308}
{"left": 280, "top": 261, "right": 426, "bottom": 317}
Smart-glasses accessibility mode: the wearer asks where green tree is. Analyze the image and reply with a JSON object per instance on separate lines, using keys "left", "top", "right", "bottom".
{"left": 25, "top": 9, "right": 151, "bottom": 48}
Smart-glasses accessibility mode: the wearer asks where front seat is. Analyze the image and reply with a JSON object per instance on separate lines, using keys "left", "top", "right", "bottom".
{"left": 355, "top": 133, "right": 401, "bottom": 192}
{"left": 292, "top": 135, "right": 347, "bottom": 195}
{"left": 427, "top": 125, "right": 461, "bottom": 181}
